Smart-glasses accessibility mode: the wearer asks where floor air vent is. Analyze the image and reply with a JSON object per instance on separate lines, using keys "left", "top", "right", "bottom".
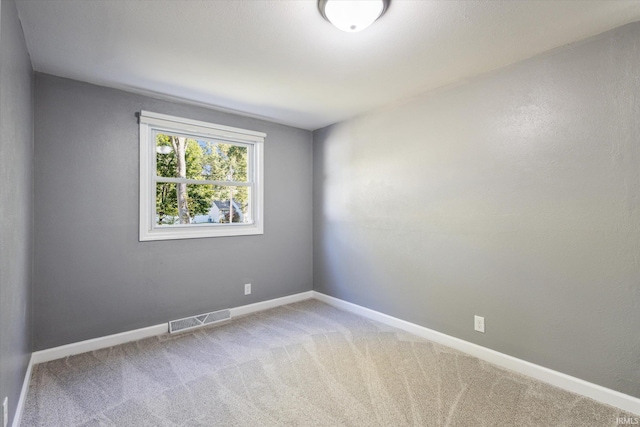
{"left": 169, "top": 309, "right": 231, "bottom": 334}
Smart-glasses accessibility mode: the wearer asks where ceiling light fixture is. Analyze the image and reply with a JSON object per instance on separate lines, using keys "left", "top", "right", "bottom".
{"left": 318, "top": 0, "right": 390, "bottom": 33}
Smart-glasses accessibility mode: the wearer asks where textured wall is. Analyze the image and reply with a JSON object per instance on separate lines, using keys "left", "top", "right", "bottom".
{"left": 33, "top": 74, "right": 313, "bottom": 350}
{"left": 314, "top": 23, "right": 640, "bottom": 398}
{"left": 0, "top": 0, "right": 33, "bottom": 425}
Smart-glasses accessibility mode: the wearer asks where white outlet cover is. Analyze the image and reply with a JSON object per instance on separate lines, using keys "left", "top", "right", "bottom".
{"left": 474, "top": 315, "right": 485, "bottom": 333}
{"left": 244, "top": 283, "right": 251, "bottom": 295}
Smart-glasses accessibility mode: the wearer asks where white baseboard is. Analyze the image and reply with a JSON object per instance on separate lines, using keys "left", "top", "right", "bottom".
{"left": 31, "top": 290, "right": 314, "bottom": 365}
{"left": 230, "top": 290, "right": 314, "bottom": 317}
{"left": 12, "top": 355, "right": 33, "bottom": 427}
{"left": 31, "top": 323, "right": 169, "bottom": 365}
{"left": 312, "top": 291, "right": 640, "bottom": 416}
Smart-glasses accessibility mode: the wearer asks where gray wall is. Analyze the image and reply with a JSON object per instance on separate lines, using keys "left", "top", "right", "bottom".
{"left": 0, "top": 0, "right": 33, "bottom": 425}
{"left": 34, "top": 74, "right": 313, "bottom": 350}
{"left": 313, "top": 22, "right": 640, "bottom": 398}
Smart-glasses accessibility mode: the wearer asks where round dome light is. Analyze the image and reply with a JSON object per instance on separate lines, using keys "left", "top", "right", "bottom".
{"left": 318, "top": 0, "right": 390, "bottom": 33}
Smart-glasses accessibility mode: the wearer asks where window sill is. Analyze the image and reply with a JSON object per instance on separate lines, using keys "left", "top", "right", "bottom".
{"left": 139, "top": 222, "right": 264, "bottom": 241}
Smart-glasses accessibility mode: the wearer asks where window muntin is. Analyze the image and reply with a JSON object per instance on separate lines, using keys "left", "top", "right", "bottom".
{"left": 140, "top": 111, "right": 264, "bottom": 241}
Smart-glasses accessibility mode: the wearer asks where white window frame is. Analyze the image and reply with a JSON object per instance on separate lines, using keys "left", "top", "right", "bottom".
{"left": 139, "top": 111, "right": 265, "bottom": 241}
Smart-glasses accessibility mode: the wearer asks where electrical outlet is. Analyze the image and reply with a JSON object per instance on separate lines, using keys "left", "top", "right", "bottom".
{"left": 3, "top": 396, "right": 8, "bottom": 427}
{"left": 474, "top": 315, "right": 485, "bottom": 333}
{"left": 244, "top": 283, "right": 251, "bottom": 295}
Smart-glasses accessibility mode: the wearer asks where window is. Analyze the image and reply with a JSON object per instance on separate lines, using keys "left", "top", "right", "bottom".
{"left": 139, "top": 111, "right": 264, "bottom": 241}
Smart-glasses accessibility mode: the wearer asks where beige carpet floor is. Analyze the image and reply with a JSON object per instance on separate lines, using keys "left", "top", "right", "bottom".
{"left": 23, "top": 299, "right": 635, "bottom": 426}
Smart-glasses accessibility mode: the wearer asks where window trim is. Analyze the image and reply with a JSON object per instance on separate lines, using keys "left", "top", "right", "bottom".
{"left": 139, "top": 110, "right": 265, "bottom": 241}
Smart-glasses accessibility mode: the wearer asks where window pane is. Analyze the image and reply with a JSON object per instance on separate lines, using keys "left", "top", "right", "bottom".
{"left": 155, "top": 183, "right": 251, "bottom": 226}
{"left": 199, "top": 141, "right": 249, "bottom": 182}
{"left": 156, "top": 133, "right": 248, "bottom": 182}
{"left": 155, "top": 134, "right": 178, "bottom": 178}
{"left": 155, "top": 182, "right": 178, "bottom": 225}
{"left": 211, "top": 186, "right": 252, "bottom": 224}
{"left": 213, "top": 143, "right": 248, "bottom": 182}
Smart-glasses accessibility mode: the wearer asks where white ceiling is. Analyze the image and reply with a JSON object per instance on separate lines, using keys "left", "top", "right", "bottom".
{"left": 16, "top": 0, "right": 640, "bottom": 130}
